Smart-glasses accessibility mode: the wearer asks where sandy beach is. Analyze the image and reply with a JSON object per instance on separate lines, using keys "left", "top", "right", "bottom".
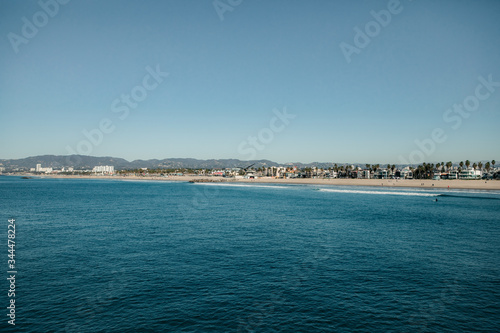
{"left": 39, "top": 174, "right": 500, "bottom": 190}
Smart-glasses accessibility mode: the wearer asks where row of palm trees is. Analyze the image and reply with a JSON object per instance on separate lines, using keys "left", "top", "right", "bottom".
{"left": 410, "top": 160, "right": 496, "bottom": 179}
{"left": 115, "top": 160, "right": 497, "bottom": 178}
{"left": 321, "top": 160, "right": 496, "bottom": 180}
{"left": 443, "top": 160, "right": 495, "bottom": 172}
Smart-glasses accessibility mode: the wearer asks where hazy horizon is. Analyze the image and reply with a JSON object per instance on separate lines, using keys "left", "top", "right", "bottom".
{"left": 1, "top": 153, "right": 498, "bottom": 168}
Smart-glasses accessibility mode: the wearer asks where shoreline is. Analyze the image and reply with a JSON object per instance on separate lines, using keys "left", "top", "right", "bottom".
{"left": 23, "top": 174, "right": 500, "bottom": 190}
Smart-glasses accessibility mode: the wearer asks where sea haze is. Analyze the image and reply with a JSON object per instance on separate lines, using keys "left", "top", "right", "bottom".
{"left": 1, "top": 177, "right": 499, "bottom": 332}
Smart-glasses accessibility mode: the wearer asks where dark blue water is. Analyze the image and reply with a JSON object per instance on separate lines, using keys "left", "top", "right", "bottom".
{"left": 1, "top": 176, "right": 499, "bottom": 332}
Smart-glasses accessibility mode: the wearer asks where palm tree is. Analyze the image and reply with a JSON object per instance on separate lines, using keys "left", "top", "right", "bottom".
{"left": 414, "top": 165, "right": 422, "bottom": 179}
{"left": 485, "top": 162, "right": 491, "bottom": 172}
{"left": 478, "top": 162, "right": 483, "bottom": 171}
{"left": 419, "top": 165, "right": 426, "bottom": 179}
{"left": 465, "top": 160, "right": 470, "bottom": 170}
{"left": 391, "top": 164, "right": 395, "bottom": 173}
{"left": 473, "top": 163, "right": 477, "bottom": 170}
{"left": 492, "top": 160, "right": 496, "bottom": 170}
{"left": 459, "top": 161, "right": 464, "bottom": 172}
{"left": 427, "top": 163, "right": 433, "bottom": 178}
{"left": 446, "top": 161, "right": 453, "bottom": 171}
{"left": 413, "top": 166, "right": 418, "bottom": 179}
{"left": 366, "top": 164, "right": 370, "bottom": 170}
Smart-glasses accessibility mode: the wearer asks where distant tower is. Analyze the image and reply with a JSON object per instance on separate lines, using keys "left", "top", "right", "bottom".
{"left": 36, "top": 164, "right": 41, "bottom": 172}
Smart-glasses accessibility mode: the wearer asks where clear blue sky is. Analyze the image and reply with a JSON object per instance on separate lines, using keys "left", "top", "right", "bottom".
{"left": 1, "top": 0, "right": 499, "bottom": 164}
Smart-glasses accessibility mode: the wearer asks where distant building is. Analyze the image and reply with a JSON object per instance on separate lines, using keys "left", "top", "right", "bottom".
{"left": 374, "top": 169, "right": 388, "bottom": 179}
{"left": 459, "top": 168, "right": 481, "bottom": 180}
{"left": 92, "top": 165, "right": 115, "bottom": 174}
{"left": 395, "top": 168, "right": 412, "bottom": 179}
{"left": 244, "top": 172, "right": 256, "bottom": 179}
{"left": 449, "top": 170, "right": 459, "bottom": 179}
{"left": 35, "top": 164, "right": 53, "bottom": 173}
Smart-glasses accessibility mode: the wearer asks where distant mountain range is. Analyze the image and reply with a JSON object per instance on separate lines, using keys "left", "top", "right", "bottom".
{"left": 0, "top": 155, "right": 343, "bottom": 171}
{"left": 1, "top": 155, "right": 493, "bottom": 171}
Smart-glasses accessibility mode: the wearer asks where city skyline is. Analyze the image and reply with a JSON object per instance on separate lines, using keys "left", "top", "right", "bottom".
{"left": 1, "top": 0, "right": 500, "bottom": 164}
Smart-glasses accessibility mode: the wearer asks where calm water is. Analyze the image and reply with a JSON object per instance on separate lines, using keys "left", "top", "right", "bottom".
{"left": 1, "top": 176, "right": 499, "bottom": 332}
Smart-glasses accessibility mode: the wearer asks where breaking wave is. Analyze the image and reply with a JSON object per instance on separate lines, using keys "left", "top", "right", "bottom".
{"left": 192, "top": 183, "right": 290, "bottom": 189}
{"left": 318, "top": 188, "right": 439, "bottom": 197}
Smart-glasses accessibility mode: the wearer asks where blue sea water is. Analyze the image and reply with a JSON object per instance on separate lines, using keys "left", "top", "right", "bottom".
{"left": 0, "top": 176, "right": 499, "bottom": 332}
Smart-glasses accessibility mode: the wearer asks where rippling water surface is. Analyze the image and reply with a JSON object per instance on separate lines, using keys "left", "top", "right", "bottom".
{"left": 1, "top": 177, "right": 499, "bottom": 332}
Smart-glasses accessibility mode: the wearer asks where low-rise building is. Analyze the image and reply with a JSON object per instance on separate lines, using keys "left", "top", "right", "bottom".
{"left": 92, "top": 165, "right": 115, "bottom": 174}
{"left": 449, "top": 170, "right": 459, "bottom": 179}
{"left": 374, "top": 169, "right": 389, "bottom": 179}
{"left": 459, "top": 168, "right": 481, "bottom": 180}
{"left": 397, "top": 168, "right": 413, "bottom": 179}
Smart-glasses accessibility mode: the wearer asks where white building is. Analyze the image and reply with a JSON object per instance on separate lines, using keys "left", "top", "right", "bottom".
{"left": 459, "top": 168, "right": 481, "bottom": 180}
{"left": 375, "top": 169, "right": 388, "bottom": 179}
{"left": 244, "top": 172, "right": 257, "bottom": 179}
{"left": 398, "top": 168, "right": 413, "bottom": 179}
{"left": 359, "top": 169, "right": 370, "bottom": 179}
{"left": 92, "top": 165, "right": 115, "bottom": 174}
{"left": 449, "top": 170, "right": 459, "bottom": 179}
{"left": 35, "top": 164, "right": 53, "bottom": 173}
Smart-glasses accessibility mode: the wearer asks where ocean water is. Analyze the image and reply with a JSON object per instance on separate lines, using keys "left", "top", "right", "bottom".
{"left": 1, "top": 176, "right": 499, "bottom": 332}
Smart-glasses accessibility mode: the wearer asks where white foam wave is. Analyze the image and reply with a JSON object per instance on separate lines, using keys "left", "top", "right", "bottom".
{"left": 193, "top": 183, "right": 289, "bottom": 189}
{"left": 318, "top": 188, "right": 439, "bottom": 197}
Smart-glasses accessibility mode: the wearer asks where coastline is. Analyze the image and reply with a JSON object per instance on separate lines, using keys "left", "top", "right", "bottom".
{"left": 32, "top": 174, "right": 500, "bottom": 190}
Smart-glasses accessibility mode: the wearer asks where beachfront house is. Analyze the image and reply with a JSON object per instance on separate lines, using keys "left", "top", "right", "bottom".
{"left": 396, "top": 168, "right": 413, "bottom": 179}
{"left": 374, "top": 169, "right": 388, "bottom": 179}
{"left": 326, "top": 171, "right": 338, "bottom": 178}
{"left": 448, "top": 169, "right": 459, "bottom": 179}
{"left": 357, "top": 169, "right": 370, "bottom": 179}
{"left": 459, "top": 168, "right": 481, "bottom": 180}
